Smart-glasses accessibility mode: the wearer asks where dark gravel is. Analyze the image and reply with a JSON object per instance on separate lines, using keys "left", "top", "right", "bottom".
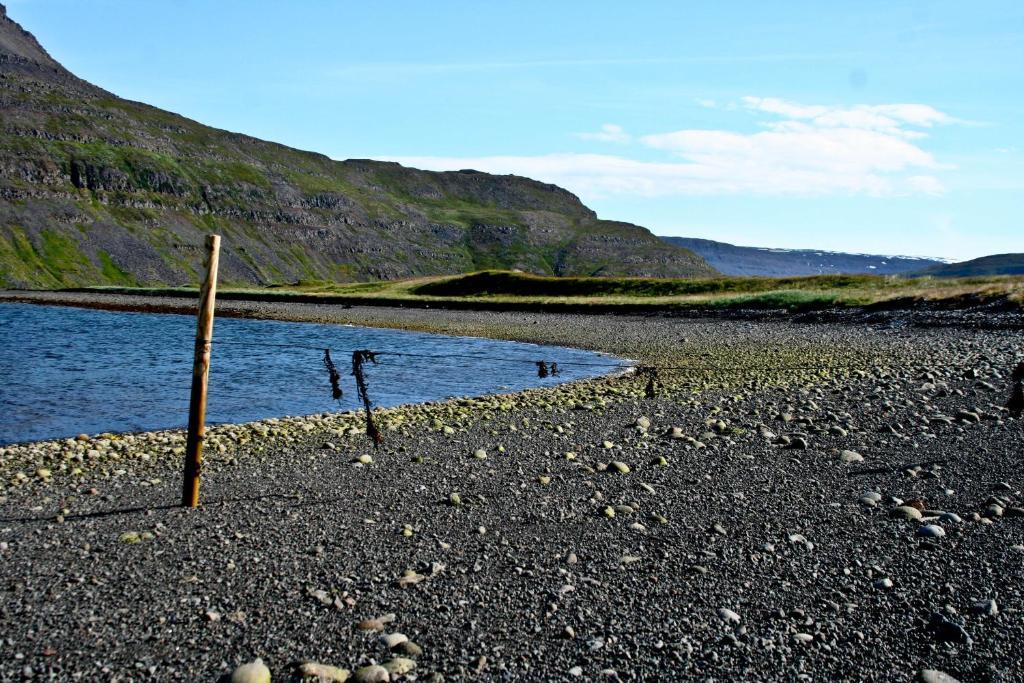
{"left": 0, "top": 293, "right": 1022, "bottom": 682}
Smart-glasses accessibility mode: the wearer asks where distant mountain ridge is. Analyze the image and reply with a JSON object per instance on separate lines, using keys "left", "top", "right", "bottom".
{"left": 660, "top": 236, "right": 946, "bottom": 277}
{"left": 910, "top": 253, "right": 1024, "bottom": 278}
{"left": 0, "top": 4, "right": 714, "bottom": 288}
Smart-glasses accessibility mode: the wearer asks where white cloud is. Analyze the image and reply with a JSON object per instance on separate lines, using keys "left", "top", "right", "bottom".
{"left": 641, "top": 123, "right": 944, "bottom": 175}
{"left": 575, "top": 123, "right": 631, "bottom": 144}
{"left": 906, "top": 175, "right": 946, "bottom": 195}
{"left": 380, "top": 96, "right": 960, "bottom": 199}
{"left": 741, "top": 96, "right": 957, "bottom": 138}
{"left": 382, "top": 152, "right": 939, "bottom": 199}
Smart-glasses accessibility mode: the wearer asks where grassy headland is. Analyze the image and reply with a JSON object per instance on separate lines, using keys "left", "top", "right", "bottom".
{"left": 59, "top": 269, "right": 1024, "bottom": 314}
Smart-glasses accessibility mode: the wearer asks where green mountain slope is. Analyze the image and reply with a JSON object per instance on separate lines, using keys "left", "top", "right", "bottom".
{"left": 0, "top": 5, "right": 715, "bottom": 288}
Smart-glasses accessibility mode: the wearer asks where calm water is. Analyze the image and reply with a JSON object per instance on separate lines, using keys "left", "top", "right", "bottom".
{"left": 0, "top": 303, "right": 623, "bottom": 445}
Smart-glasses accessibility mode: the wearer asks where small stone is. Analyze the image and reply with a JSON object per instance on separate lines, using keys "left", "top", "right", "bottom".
{"left": 382, "top": 633, "right": 408, "bottom": 649}
{"left": 204, "top": 610, "right": 221, "bottom": 622}
{"left": 538, "top": 476, "right": 552, "bottom": 486}
{"left": 839, "top": 450, "right": 864, "bottom": 464}
{"left": 357, "top": 454, "right": 373, "bottom": 465}
{"left": 635, "top": 416, "right": 651, "bottom": 430}
{"left": 118, "top": 531, "right": 142, "bottom": 544}
{"left": 918, "top": 670, "right": 961, "bottom": 683}
{"left": 983, "top": 504, "right": 1003, "bottom": 518}
{"left": 712, "top": 522, "right": 727, "bottom": 536}
{"left": 397, "top": 570, "right": 427, "bottom": 587}
{"left": 300, "top": 662, "right": 351, "bottom": 682}
{"left": 231, "top": 659, "right": 271, "bottom": 683}
{"left": 569, "top": 666, "right": 584, "bottom": 677}
{"left": 873, "top": 577, "right": 894, "bottom": 590}
{"left": 610, "top": 461, "right": 630, "bottom": 474}
{"left": 382, "top": 658, "right": 416, "bottom": 676}
{"left": 473, "top": 449, "right": 487, "bottom": 460}
{"left": 890, "top": 506, "right": 923, "bottom": 521}
{"left": 717, "top": 607, "right": 741, "bottom": 624}
{"left": 971, "top": 599, "right": 998, "bottom": 616}
{"left": 602, "top": 506, "right": 616, "bottom": 519}
{"left": 927, "top": 612, "right": 972, "bottom": 645}
{"left": 395, "top": 640, "right": 423, "bottom": 656}
{"left": 917, "top": 524, "right": 946, "bottom": 538}
{"left": 357, "top": 613, "right": 395, "bottom": 631}
{"left": 448, "top": 493, "right": 462, "bottom": 507}
{"left": 354, "top": 665, "right": 390, "bottom": 683}
{"left": 793, "top": 633, "right": 814, "bottom": 643}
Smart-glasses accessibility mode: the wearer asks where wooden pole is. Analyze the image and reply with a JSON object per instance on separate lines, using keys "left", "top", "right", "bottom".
{"left": 181, "top": 234, "right": 221, "bottom": 507}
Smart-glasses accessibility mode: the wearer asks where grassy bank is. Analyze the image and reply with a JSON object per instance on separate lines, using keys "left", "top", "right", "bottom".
{"left": 54, "top": 270, "right": 1024, "bottom": 313}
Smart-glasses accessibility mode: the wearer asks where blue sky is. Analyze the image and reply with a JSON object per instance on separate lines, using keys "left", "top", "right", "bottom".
{"left": 9, "top": 0, "right": 1023, "bottom": 259}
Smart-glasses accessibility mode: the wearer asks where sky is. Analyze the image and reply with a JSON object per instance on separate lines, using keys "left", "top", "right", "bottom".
{"left": 8, "top": 0, "right": 1024, "bottom": 260}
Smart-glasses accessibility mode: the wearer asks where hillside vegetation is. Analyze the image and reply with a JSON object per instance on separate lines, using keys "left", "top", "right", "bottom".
{"left": 0, "top": 5, "right": 713, "bottom": 289}
{"left": 76, "top": 270, "right": 1024, "bottom": 313}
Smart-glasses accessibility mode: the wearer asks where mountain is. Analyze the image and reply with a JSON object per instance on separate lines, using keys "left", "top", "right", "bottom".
{"left": 911, "top": 253, "right": 1024, "bottom": 278}
{"left": 660, "top": 236, "right": 945, "bottom": 277}
{"left": 0, "top": 6, "right": 714, "bottom": 289}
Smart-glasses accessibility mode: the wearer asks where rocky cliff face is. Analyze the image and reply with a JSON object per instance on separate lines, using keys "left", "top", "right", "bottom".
{"left": 0, "top": 5, "right": 714, "bottom": 288}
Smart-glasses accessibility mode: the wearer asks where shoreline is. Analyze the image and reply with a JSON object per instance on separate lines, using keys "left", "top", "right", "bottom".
{"left": 0, "top": 298, "right": 634, "bottom": 449}
{"left": 0, "top": 294, "right": 1021, "bottom": 681}
{"left": 4, "top": 287, "right": 1024, "bottom": 331}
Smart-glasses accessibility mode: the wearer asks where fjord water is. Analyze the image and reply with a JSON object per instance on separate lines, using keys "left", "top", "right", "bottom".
{"left": 0, "top": 303, "right": 620, "bottom": 445}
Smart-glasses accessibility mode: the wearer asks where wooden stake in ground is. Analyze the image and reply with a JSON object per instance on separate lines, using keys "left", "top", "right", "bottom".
{"left": 181, "top": 234, "right": 221, "bottom": 507}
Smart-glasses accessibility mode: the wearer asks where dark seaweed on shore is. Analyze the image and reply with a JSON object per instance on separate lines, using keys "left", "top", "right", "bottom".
{"left": 322, "top": 349, "right": 343, "bottom": 401}
{"left": 352, "top": 350, "right": 382, "bottom": 446}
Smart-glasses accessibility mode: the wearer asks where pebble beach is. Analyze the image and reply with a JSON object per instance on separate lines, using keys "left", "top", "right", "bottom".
{"left": 0, "top": 291, "right": 1022, "bottom": 682}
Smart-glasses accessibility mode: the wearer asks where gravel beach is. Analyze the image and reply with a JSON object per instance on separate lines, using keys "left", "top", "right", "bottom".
{"left": 1, "top": 292, "right": 1022, "bottom": 682}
